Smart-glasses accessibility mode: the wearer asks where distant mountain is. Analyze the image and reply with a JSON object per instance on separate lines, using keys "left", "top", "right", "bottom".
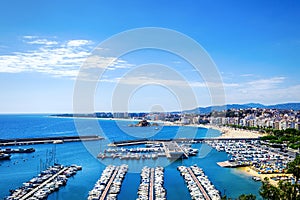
{"left": 265, "top": 103, "right": 300, "bottom": 111}
{"left": 184, "top": 103, "right": 300, "bottom": 114}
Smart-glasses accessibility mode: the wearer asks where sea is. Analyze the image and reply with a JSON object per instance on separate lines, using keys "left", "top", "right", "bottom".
{"left": 0, "top": 114, "right": 262, "bottom": 199}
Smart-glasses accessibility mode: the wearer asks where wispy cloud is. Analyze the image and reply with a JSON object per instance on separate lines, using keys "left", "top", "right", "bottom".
{"left": 106, "top": 59, "right": 135, "bottom": 71}
{"left": 0, "top": 36, "right": 132, "bottom": 79}
{"left": 26, "top": 39, "right": 58, "bottom": 46}
{"left": 246, "top": 76, "right": 285, "bottom": 90}
{"left": 67, "top": 40, "right": 92, "bottom": 47}
{"left": 224, "top": 76, "right": 299, "bottom": 104}
{"left": 0, "top": 36, "right": 94, "bottom": 78}
{"left": 240, "top": 73, "right": 255, "bottom": 77}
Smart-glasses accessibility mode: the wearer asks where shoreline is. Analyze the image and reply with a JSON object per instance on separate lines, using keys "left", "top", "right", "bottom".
{"left": 200, "top": 124, "right": 266, "bottom": 139}
{"left": 235, "top": 166, "right": 292, "bottom": 186}
{"left": 50, "top": 116, "right": 265, "bottom": 139}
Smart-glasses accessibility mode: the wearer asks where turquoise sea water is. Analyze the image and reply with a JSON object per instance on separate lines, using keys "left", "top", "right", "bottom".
{"left": 0, "top": 115, "right": 262, "bottom": 199}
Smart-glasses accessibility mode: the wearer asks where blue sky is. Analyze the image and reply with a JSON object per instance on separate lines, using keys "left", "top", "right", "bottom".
{"left": 0, "top": 0, "right": 300, "bottom": 113}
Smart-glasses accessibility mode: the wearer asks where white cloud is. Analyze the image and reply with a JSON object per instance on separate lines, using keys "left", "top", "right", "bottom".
{"left": 26, "top": 39, "right": 58, "bottom": 46}
{"left": 23, "top": 35, "right": 38, "bottom": 39}
{"left": 240, "top": 73, "right": 255, "bottom": 77}
{"left": 246, "top": 76, "right": 285, "bottom": 90}
{"left": 0, "top": 36, "right": 138, "bottom": 80}
{"left": 0, "top": 37, "right": 103, "bottom": 78}
{"left": 67, "top": 40, "right": 92, "bottom": 47}
{"left": 223, "top": 76, "right": 300, "bottom": 104}
{"left": 106, "top": 59, "right": 135, "bottom": 70}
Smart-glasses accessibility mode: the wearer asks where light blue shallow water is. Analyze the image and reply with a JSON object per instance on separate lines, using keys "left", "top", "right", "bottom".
{"left": 0, "top": 115, "right": 262, "bottom": 199}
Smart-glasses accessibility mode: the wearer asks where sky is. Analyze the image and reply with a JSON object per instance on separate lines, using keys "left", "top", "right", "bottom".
{"left": 0, "top": 0, "right": 300, "bottom": 113}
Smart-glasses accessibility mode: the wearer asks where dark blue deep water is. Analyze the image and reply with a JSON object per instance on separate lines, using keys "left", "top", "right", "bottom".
{"left": 0, "top": 115, "right": 262, "bottom": 199}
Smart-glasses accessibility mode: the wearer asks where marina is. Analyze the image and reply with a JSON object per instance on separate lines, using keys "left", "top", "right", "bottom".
{"left": 136, "top": 166, "right": 166, "bottom": 200}
{"left": 205, "top": 140, "right": 295, "bottom": 173}
{"left": 5, "top": 164, "right": 82, "bottom": 200}
{"left": 0, "top": 115, "right": 264, "bottom": 199}
{"left": 88, "top": 164, "right": 128, "bottom": 200}
{"left": 178, "top": 165, "right": 220, "bottom": 200}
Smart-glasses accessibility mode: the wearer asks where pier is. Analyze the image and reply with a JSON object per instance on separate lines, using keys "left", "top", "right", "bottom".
{"left": 187, "top": 167, "right": 211, "bottom": 200}
{"left": 0, "top": 135, "right": 103, "bottom": 146}
{"left": 137, "top": 166, "right": 166, "bottom": 200}
{"left": 162, "top": 141, "right": 188, "bottom": 159}
{"left": 6, "top": 164, "right": 81, "bottom": 200}
{"left": 149, "top": 168, "right": 154, "bottom": 200}
{"left": 99, "top": 167, "right": 119, "bottom": 200}
{"left": 178, "top": 165, "right": 220, "bottom": 200}
{"left": 19, "top": 167, "right": 68, "bottom": 200}
{"left": 88, "top": 164, "right": 128, "bottom": 200}
{"left": 109, "top": 138, "right": 260, "bottom": 147}
{"left": 98, "top": 141, "right": 197, "bottom": 160}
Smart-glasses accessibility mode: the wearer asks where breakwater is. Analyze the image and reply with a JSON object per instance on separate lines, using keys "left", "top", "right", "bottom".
{"left": 0, "top": 135, "right": 103, "bottom": 146}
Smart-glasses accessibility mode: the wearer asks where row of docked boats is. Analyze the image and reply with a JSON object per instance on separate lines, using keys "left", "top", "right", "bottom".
{"left": 178, "top": 165, "right": 220, "bottom": 200}
{"left": 104, "top": 146, "right": 164, "bottom": 153}
{"left": 205, "top": 140, "right": 293, "bottom": 173}
{"left": 88, "top": 164, "right": 128, "bottom": 200}
{"left": 97, "top": 142, "right": 199, "bottom": 160}
{"left": 0, "top": 147, "right": 35, "bottom": 154}
{"left": 5, "top": 164, "right": 82, "bottom": 200}
{"left": 97, "top": 152, "right": 160, "bottom": 160}
{"left": 0, "top": 148, "right": 35, "bottom": 161}
{"left": 136, "top": 166, "right": 166, "bottom": 200}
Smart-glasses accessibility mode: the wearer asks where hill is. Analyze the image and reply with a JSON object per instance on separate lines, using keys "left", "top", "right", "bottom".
{"left": 184, "top": 103, "right": 300, "bottom": 114}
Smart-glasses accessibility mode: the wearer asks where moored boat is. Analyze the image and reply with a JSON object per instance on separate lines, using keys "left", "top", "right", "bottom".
{"left": 0, "top": 153, "right": 11, "bottom": 160}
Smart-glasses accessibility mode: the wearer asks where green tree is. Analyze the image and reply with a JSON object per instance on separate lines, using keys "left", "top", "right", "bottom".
{"left": 259, "top": 156, "right": 300, "bottom": 199}
{"left": 277, "top": 180, "right": 293, "bottom": 200}
{"left": 259, "top": 177, "right": 280, "bottom": 200}
{"left": 287, "top": 155, "right": 300, "bottom": 199}
{"left": 237, "top": 194, "right": 256, "bottom": 200}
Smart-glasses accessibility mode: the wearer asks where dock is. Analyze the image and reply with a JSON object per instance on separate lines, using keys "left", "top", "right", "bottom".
{"left": 99, "top": 167, "right": 119, "bottom": 200}
{"left": 162, "top": 141, "right": 188, "bottom": 159}
{"left": 149, "top": 168, "right": 154, "bottom": 200}
{"left": 217, "top": 161, "right": 250, "bottom": 168}
{"left": 88, "top": 164, "right": 128, "bottom": 200}
{"left": 19, "top": 167, "right": 68, "bottom": 200}
{"left": 178, "top": 165, "right": 220, "bottom": 200}
{"left": 98, "top": 141, "right": 195, "bottom": 160}
{"left": 6, "top": 164, "right": 82, "bottom": 200}
{"left": 0, "top": 135, "right": 103, "bottom": 146}
{"left": 187, "top": 167, "right": 211, "bottom": 200}
{"left": 109, "top": 138, "right": 260, "bottom": 147}
{"left": 137, "top": 166, "right": 166, "bottom": 200}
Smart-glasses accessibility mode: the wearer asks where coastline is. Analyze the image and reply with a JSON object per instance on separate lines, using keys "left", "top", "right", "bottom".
{"left": 50, "top": 116, "right": 265, "bottom": 139}
{"left": 236, "top": 166, "right": 292, "bottom": 186}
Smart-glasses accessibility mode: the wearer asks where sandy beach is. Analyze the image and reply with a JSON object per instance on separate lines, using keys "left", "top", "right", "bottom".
{"left": 199, "top": 124, "right": 266, "bottom": 139}
{"left": 236, "top": 166, "right": 292, "bottom": 186}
